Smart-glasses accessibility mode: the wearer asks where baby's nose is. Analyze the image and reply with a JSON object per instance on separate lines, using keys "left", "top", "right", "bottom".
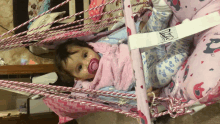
{"left": 83, "top": 59, "right": 90, "bottom": 67}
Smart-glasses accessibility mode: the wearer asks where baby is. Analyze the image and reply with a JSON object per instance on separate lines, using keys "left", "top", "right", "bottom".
{"left": 54, "top": 0, "right": 191, "bottom": 104}
{"left": 55, "top": 39, "right": 100, "bottom": 82}
{"left": 54, "top": 38, "right": 156, "bottom": 92}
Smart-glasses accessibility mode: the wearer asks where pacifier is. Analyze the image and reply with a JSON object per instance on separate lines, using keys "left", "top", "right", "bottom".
{"left": 88, "top": 58, "right": 99, "bottom": 74}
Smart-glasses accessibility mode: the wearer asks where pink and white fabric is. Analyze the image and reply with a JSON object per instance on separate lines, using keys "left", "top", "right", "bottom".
{"left": 43, "top": 98, "right": 106, "bottom": 124}
{"left": 123, "top": 0, "right": 151, "bottom": 124}
{"left": 89, "top": 0, "right": 106, "bottom": 21}
{"left": 160, "top": 0, "right": 220, "bottom": 114}
{"left": 43, "top": 80, "right": 137, "bottom": 124}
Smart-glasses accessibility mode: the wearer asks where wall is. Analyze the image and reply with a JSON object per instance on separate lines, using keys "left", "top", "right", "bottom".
{"left": 0, "top": 89, "right": 16, "bottom": 111}
{"left": 0, "top": 78, "right": 30, "bottom": 111}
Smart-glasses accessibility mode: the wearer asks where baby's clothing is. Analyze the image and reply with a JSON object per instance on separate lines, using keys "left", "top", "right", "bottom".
{"left": 88, "top": 42, "right": 134, "bottom": 91}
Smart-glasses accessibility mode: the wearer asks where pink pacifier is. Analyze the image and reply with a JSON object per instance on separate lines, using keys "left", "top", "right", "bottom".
{"left": 88, "top": 58, "right": 99, "bottom": 74}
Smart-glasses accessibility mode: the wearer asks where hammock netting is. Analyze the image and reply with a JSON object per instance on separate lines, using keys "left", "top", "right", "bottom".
{"left": 0, "top": 0, "right": 206, "bottom": 124}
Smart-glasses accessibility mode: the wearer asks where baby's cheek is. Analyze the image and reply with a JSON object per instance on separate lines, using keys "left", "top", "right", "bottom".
{"left": 88, "top": 54, "right": 94, "bottom": 59}
{"left": 89, "top": 52, "right": 99, "bottom": 59}
{"left": 81, "top": 68, "right": 92, "bottom": 79}
{"left": 82, "top": 68, "right": 87, "bottom": 73}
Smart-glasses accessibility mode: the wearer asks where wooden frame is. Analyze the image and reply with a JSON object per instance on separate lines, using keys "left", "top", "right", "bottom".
{"left": 0, "top": 64, "right": 56, "bottom": 75}
{"left": 0, "top": 64, "right": 56, "bottom": 95}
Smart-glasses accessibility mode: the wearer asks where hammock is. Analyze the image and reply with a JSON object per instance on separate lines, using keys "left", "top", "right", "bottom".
{"left": 1, "top": 0, "right": 220, "bottom": 124}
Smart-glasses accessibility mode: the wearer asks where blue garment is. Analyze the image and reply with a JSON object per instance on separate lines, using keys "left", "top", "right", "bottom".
{"left": 141, "top": 9, "right": 190, "bottom": 89}
{"left": 28, "top": 0, "right": 51, "bottom": 29}
{"left": 141, "top": 9, "right": 173, "bottom": 89}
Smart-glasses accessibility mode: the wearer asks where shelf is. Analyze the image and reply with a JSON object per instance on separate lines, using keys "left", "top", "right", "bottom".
{"left": 0, "top": 64, "right": 56, "bottom": 75}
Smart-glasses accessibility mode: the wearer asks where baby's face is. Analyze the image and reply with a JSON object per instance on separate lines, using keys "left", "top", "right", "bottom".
{"left": 63, "top": 46, "right": 100, "bottom": 80}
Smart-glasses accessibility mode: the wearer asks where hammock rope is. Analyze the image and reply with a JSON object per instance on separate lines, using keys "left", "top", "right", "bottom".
{"left": 0, "top": 80, "right": 136, "bottom": 99}
{"left": 0, "top": 0, "right": 71, "bottom": 39}
{"left": 0, "top": 0, "right": 117, "bottom": 42}
{"left": 0, "top": 79, "right": 193, "bottom": 118}
{"left": 0, "top": 80, "right": 139, "bottom": 118}
{"left": 7, "top": 20, "right": 119, "bottom": 47}
{"left": 10, "top": 15, "right": 122, "bottom": 45}
{"left": 0, "top": 1, "right": 147, "bottom": 49}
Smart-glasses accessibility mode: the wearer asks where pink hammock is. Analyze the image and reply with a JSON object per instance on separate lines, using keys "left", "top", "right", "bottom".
{"left": 1, "top": 0, "right": 218, "bottom": 124}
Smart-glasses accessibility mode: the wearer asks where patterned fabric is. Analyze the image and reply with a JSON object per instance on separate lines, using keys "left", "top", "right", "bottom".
{"left": 164, "top": 0, "right": 215, "bottom": 23}
{"left": 28, "top": 0, "right": 51, "bottom": 29}
{"left": 28, "top": 0, "right": 45, "bottom": 19}
{"left": 152, "top": 0, "right": 172, "bottom": 12}
{"left": 43, "top": 98, "right": 106, "bottom": 124}
{"left": 44, "top": 88, "right": 136, "bottom": 124}
{"left": 98, "top": 86, "right": 137, "bottom": 105}
{"left": 90, "top": 0, "right": 149, "bottom": 31}
{"left": 160, "top": 0, "right": 220, "bottom": 115}
{"left": 141, "top": 8, "right": 178, "bottom": 89}
{"left": 89, "top": 0, "right": 106, "bottom": 21}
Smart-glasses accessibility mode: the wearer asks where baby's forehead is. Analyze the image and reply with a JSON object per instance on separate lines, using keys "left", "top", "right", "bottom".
{"left": 67, "top": 45, "right": 82, "bottom": 52}
{"left": 62, "top": 54, "right": 78, "bottom": 71}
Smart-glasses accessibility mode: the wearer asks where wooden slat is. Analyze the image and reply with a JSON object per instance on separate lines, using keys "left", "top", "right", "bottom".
{"left": 0, "top": 64, "right": 56, "bottom": 75}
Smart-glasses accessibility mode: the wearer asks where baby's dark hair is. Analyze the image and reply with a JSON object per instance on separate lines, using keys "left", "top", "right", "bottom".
{"left": 54, "top": 38, "right": 93, "bottom": 83}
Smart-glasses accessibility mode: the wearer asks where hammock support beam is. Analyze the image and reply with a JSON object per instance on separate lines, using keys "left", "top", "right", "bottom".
{"left": 122, "top": 0, "right": 151, "bottom": 124}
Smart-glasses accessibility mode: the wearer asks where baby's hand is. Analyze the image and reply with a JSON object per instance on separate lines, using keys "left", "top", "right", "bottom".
{"left": 146, "top": 87, "right": 161, "bottom": 97}
{"left": 152, "top": 0, "right": 172, "bottom": 12}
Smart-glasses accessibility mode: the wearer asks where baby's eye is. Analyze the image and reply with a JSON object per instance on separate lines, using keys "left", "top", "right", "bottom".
{"left": 78, "top": 65, "right": 82, "bottom": 71}
{"left": 84, "top": 52, "right": 88, "bottom": 58}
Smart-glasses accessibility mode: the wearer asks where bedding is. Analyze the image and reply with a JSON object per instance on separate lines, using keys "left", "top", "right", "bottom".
{"left": 160, "top": 0, "right": 220, "bottom": 114}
